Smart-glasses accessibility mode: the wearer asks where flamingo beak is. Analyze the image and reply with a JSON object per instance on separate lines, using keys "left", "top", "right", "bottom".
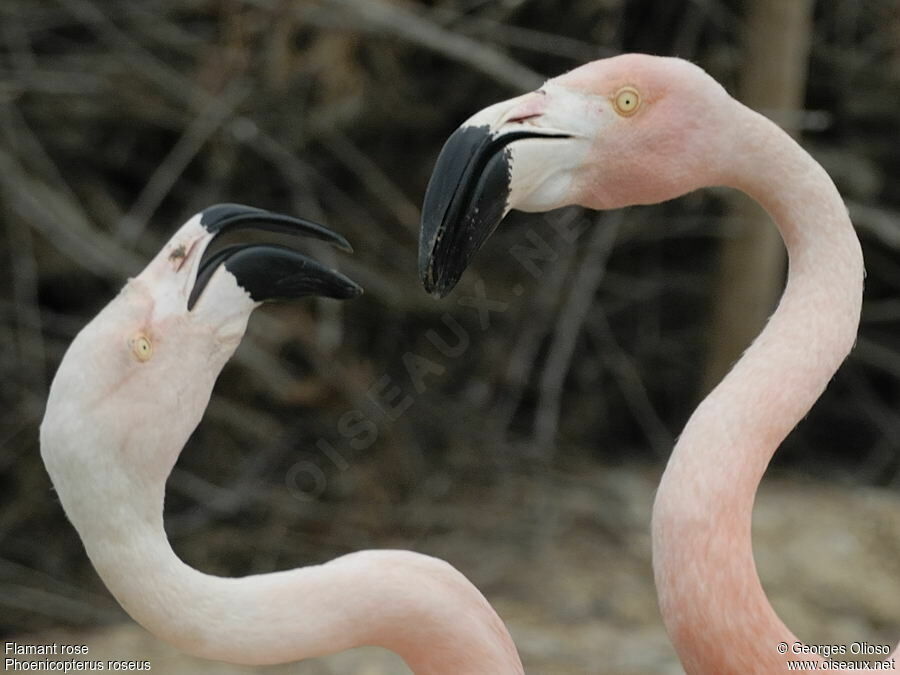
{"left": 418, "top": 95, "right": 572, "bottom": 298}
{"left": 187, "top": 204, "right": 362, "bottom": 310}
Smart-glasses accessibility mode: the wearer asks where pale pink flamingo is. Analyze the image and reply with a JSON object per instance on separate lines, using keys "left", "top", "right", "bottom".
{"left": 40, "top": 204, "right": 522, "bottom": 674}
{"left": 419, "top": 54, "right": 898, "bottom": 672}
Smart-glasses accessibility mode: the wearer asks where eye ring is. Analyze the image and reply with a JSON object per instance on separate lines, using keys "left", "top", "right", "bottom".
{"left": 613, "top": 86, "right": 641, "bottom": 116}
{"left": 130, "top": 334, "right": 153, "bottom": 362}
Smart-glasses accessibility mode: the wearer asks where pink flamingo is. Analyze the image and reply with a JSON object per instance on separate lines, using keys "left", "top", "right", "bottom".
{"left": 419, "top": 54, "right": 898, "bottom": 672}
{"left": 41, "top": 204, "right": 522, "bottom": 674}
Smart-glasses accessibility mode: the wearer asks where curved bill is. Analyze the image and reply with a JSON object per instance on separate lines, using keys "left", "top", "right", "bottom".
{"left": 189, "top": 204, "right": 362, "bottom": 310}
{"left": 419, "top": 112, "right": 571, "bottom": 298}
{"left": 199, "top": 203, "right": 353, "bottom": 251}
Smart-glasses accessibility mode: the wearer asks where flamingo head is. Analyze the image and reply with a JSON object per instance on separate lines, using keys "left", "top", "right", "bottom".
{"left": 41, "top": 204, "right": 361, "bottom": 484}
{"left": 419, "top": 54, "right": 735, "bottom": 297}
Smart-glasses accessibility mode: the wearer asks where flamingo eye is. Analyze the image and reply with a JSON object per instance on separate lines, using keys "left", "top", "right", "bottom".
{"left": 613, "top": 87, "right": 641, "bottom": 116}
{"left": 130, "top": 334, "right": 153, "bottom": 362}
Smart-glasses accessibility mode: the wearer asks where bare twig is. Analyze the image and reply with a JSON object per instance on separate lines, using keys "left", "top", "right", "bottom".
{"left": 320, "top": 130, "right": 420, "bottom": 233}
{"left": 5, "top": 212, "right": 47, "bottom": 390}
{"left": 849, "top": 200, "right": 900, "bottom": 251}
{"left": 430, "top": 7, "right": 610, "bottom": 62}
{"left": 840, "top": 369, "right": 900, "bottom": 484}
{"left": 0, "top": 583, "right": 122, "bottom": 626}
{"left": 588, "top": 310, "right": 674, "bottom": 458}
{"left": 257, "top": 0, "right": 546, "bottom": 91}
{"left": 0, "top": 102, "right": 84, "bottom": 210}
{"left": 117, "top": 82, "right": 250, "bottom": 246}
{"left": 0, "top": 148, "right": 144, "bottom": 279}
{"left": 0, "top": 559, "right": 117, "bottom": 611}
{"left": 488, "top": 218, "right": 581, "bottom": 446}
{"left": 532, "top": 213, "right": 621, "bottom": 453}
{"left": 55, "top": 0, "right": 195, "bottom": 104}
{"left": 853, "top": 337, "right": 900, "bottom": 381}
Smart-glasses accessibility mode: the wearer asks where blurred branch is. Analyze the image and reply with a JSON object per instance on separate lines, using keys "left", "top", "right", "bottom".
{"left": 841, "top": 369, "right": 900, "bottom": 484}
{"left": 853, "top": 337, "right": 900, "bottom": 381}
{"left": 55, "top": 0, "right": 199, "bottom": 105}
{"left": 320, "top": 130, "right": 420, "bottom": 234}
{"left": 488, "top": 231, "right": 578, "bottom": 447}
{"left": 0, "top": 148, "right": 144, "bottom": 279}
{"left": 261, "top": 0, "right": 545, "bottom": 91}
{"left": 5, "top": 214, "right": 47, "bottom": 391}
{"left": 588, "top": 311, "right": 673, "bottom": 458}
{"left": 849, "top": 201, "right": 900, "bottom": 251}
{"left": 119, "top": 0, "right": 206, "bottom": 56}
{"left": 533, "top": 214, "right": 620, "bottom": 453}
{"left": 0, "top": 583, "right": 121, "bottom": 626}
{"left": 0, "top": 102, "right": 84, "bottom": 210}
{"left": 430, "top": 7, "right": 609, "bottom": 62}
{"left": 0, "top": 559, "right": 117, "bottom": 613}
{"left": 117, "top": 82, "right": 251, "bottom": 247}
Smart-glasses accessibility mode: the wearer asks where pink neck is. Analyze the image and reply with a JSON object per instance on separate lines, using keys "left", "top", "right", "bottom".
{"left": 652, "top": 106, "right": 876, "bottom": 671}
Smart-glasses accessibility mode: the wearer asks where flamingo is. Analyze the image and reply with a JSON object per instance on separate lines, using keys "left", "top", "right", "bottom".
{"left": 419, "top": 54, "right": 898, "bottom": 672}
{"left": 40, "top": 204, "right": 523, "bottom": 674}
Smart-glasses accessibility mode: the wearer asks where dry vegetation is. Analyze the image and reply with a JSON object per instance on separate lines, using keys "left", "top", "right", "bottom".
{"left": 2, "top": 0, "right": 900, "bottom": 672}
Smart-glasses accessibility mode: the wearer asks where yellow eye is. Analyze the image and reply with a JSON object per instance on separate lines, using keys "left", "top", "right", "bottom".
{"left": 130, "top": 334, "right": 153, "bottom": 362}
{"left": 613, "top": 87, "right": 641, "bottom": 116}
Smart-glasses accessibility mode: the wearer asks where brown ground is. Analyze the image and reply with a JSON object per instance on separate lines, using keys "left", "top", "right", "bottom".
{"left": 8, "top": 466, "right": 900, "bottom": 674}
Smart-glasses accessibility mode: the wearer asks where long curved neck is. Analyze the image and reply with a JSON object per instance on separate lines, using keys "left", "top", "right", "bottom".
{"left": 652, "top": 106, "right": 870, "bottom": 672}
{"left": 48, "top": 441, "right": 522, "bottom": 674}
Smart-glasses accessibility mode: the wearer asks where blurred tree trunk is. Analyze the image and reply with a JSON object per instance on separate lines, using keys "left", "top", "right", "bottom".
{"left": 700, "top": 0, "right": 815, "bottom": 394}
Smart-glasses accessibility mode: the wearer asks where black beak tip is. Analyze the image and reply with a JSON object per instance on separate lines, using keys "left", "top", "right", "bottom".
{"left": 419, "top": 263, "right": 457, "bottom": 299}
{"left": 418, "top": 123, "right": 520, "bottom": 299}
{"left": 334, "top": 276, "right": 364, "bottom": 300}
{"left": 219, "top": 244, "right": 364, "bottom": 305}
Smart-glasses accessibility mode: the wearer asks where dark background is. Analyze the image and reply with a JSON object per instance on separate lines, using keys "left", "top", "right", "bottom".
{"left": 2, "top": 1, "right": 899, "bottom": 672}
